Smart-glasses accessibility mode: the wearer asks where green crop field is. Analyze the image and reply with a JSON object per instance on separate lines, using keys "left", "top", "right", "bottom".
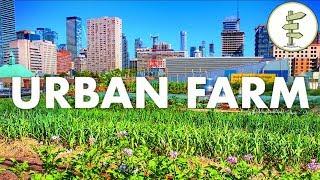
{"left": 0, "top": 97, "right": 320, "bottom": 179}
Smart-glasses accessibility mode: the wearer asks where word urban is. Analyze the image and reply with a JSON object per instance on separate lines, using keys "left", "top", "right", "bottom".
{"left": 12, "top": 77, "right": 309, "bottom": 109}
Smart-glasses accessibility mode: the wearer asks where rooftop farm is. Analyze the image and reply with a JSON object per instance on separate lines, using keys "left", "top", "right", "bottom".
{"left": 1, "top": 70, "right": 320, "bottom": 179}
{"left": 0, "top": 95, "right": 320, "bottom": 179}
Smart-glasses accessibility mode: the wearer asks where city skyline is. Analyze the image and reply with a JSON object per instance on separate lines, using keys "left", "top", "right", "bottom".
{"left": 15, "top": 0, "right": 320, "bottom": 58}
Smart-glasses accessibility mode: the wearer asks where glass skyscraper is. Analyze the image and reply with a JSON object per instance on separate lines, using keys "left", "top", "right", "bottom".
{"left": 254, "top": 25, "right": 273, "bottom": 58}
{"left": 16, "top": 30, "right": 41, "bottom": 41}
{"left": 223, "top": 17, "right": 240, "bottom": 31}
{"left": 134, "top": 38, "right": 143, "bottom": 58}
{"left": 190, "top": 46, "right": 196, "bottom": 57}
{"left": 209, "top": 42, "right": 214, "bottom": 57}
{"left": 180, "top": 31, "right": 187, "bottom": 51}
{"left": 36, "top": 28, "right": 58, "bottom": 44}
{"left": 199, "top": 40, "right": 206, "bottom": 57}
{"left": 0, "top": 16, "right": 3, "bottom": 65}
{"left": 0, "top": 0, "right": 16, "bottom": 66}
{"left": 66, "top": 16, "right": 82, "bottom": 60}
{"left": 122, "top": 33, "right": 129, "bottom": 69}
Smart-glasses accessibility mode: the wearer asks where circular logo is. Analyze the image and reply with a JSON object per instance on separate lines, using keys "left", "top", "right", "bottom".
{"left": 267, "top": 2, "right": 318, "bottom": 52}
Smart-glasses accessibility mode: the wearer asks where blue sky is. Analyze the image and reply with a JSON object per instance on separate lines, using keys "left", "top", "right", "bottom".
{"left": 15, "top": 0, "right": 320, "bottom": 58}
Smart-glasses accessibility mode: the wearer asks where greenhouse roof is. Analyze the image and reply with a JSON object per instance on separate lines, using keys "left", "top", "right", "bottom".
{"left": 0, "top": 51, "right": 34, "bottom": 78}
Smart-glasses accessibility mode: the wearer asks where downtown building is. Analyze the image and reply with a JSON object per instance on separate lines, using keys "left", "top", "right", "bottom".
{"left": 66, "top": 16, "right": 82, "bottom": 59}
{"left": 36, "top": 28, "right": 58, "bottom": 45}
{"left": 122, "top": 33, "right": 129, "bottom": 69}
{"left": 0, "top": 0, "right": 16, "bottom": 66}
{"left": 166, "top": 57, "right": 266, "bottom": 82}
{"left": 86, "top": 17, "right": 122, "bottom": 73}
{"left": 134, "top": 38, "right": 143, "bottom": 58}
{"left": 9, "top": 39, "right": 57, "bottom": 75}
{"left": 180, "top": 31, "right": 187, "bottom": 52}
{"left": 273, "top": 35, "right": 320, "bottom": 76}
{"left": 209, "top": 42, "right": 215, "bottom": 57}
{"left": 32, "top": 40, "right": 57, "bottom": 75}
{"left": 57, "top": 49, "right": 72, "bottom": 74}
{"left": 9, "top": 39, "right": 42, "bottom": 73}
{"left": 74, "top": 48, "right": 88, "bottom": 72}
{"left": 136, "top": 41, "right": 185, "bottom": 76}
{"left": 12, "top": 30, "right": 58, "bottom": 75}
{"left": 199, "top": 41, "right": 206, "bottom": 57}
{"left": 16, "top": 30, "right": 40, "bottom": 41}
{"left": 255, "top": 25, "right": 273, "bottom": 58}
{"left": 190, "top": 46, "right": 197, "bottom": 57}
{"left": 221, "top": 17, "right": 244, "bottom": 57}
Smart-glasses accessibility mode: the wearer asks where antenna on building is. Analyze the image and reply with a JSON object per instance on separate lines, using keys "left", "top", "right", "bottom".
{"left": 236, "top": 0, "right": 240, "bottom": 21}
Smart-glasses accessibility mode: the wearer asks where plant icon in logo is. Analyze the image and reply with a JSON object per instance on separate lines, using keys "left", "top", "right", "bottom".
{"left": 282, "top": 11, "right": 306, "bottom": 48}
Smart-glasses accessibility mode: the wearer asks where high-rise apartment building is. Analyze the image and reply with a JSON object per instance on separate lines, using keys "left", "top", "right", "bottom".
{"left": 255, "top": 25, "right": 273, "bottom": 58}
{"left": 0, "top": 0, "right": 16, "bottom": 65}
{"left": 36, "top": 28, "right": 58, "bottom": 44}
{"left": 57, "top": 50, "right": 72, "bottom": 75}
{"left": 9, "top": 39, "right": 42, "bottom": 73}
{"left": 221, "top": 17, "right": 244, "bottom": 57}
{"left": 66, "top": 16, "right": 82, "bottom": 60}
{"left": 122, "top": 33, "right": 129, "bottom": 69}
{"left": 180, "top": 31, "right": 187, "bottom": 52}
{"left": 273, "top": 41, "right": 320, "bottom": 76}
{"left": 33, "top": 40, "right": 57, "bottom": 75}
{"left": 87, "top": 17, "right": 122, "bottom": 73}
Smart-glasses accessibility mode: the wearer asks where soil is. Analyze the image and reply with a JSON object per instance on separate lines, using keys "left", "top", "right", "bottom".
{"left": 0, "top": 170, "right": 18, "bottom": 180}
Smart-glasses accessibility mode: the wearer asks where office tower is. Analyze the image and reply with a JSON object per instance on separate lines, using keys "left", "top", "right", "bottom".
{"left": 16, "top": 30, "right": 41, "bottom": 41}
{"left": 33, "top": 40, "right": 57, "bottom": 75}
{"left": 209, "top": 42, "right": 215, "bottom": 57}
{"left": 9, "top": 39, "right": 42, "bottom": 73}
{"left": 223, "top": 17, "right": 240, "bottom": 31}
{"left": 255, "top": 25, "right": 273, "bottom": 58}
{"left": 199, "top": 41, "right": 206, "bottom": 57}
{"left": 87, "top": 17, "right": 122, "bottom": 73}
{"left": 36, "top": 28, "right": 58, "bottom": 44}
{"left": 0, "top": 0, "right": 16, "bottom": 65}
{"left": 0, "top": 17, "right": 2, "bottom": 65}
{"left": 134, "top": 38, "right": 143, "bottom": 58}
{"left": 190, "top": 46, "right": 196, "bottom": 57}
{"left": 66, "top": 16, "right": 82, "bottom": 60}
{"left": 57, "top": 49, "right": 72, "bottom": 74}
{"left": 221, "top": 17, "right": 244, "bottom": 57}
{"left": 180, "top": 31, "right": 187, "bottom": 51}
{"left": 135, "top": 38, "right": 143, "bottom": 49}
{"left": 122, "top": 33, "right": 129, "bottom": 69}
